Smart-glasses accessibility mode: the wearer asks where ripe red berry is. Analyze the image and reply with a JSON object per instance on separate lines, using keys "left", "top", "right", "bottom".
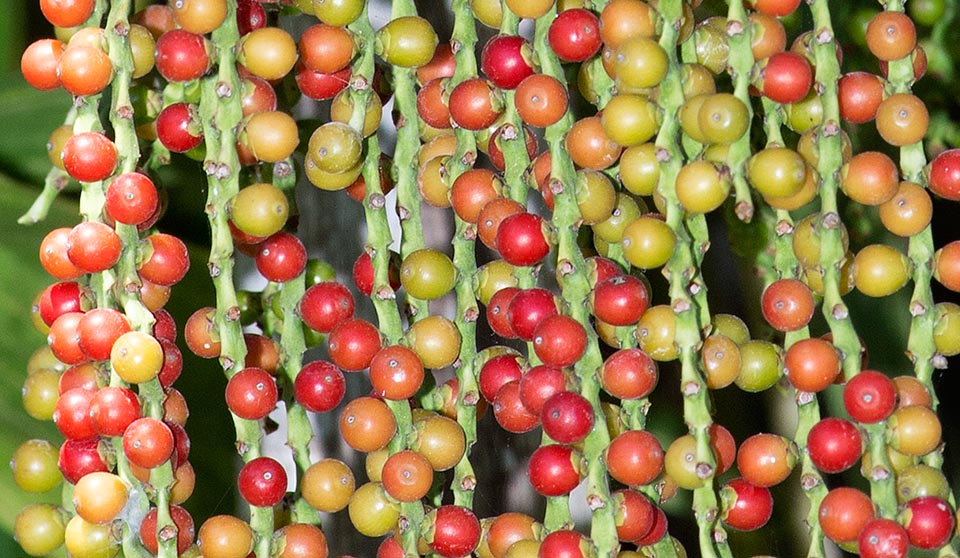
{"left": 426, "top": 505, "right": 481, "bottom": 558}
{"left": 527, "top": 444, "right": 582, "bottom": 497}
{"left": 759, "top": 52, "right": 813, "bottom": 104}
{"left": 61, "top": 132, "right": 117, "bottom": 183}
{"left": 548, "top": 9, "right": 602, "bottom": 62}
{"left": 722, "top": 478, "right": 774, "bottom": 531}
{"left": 807, "top": 417, "right": 862, "bottom": 474}
{"left": 225, "top": 367, "right": 278, "bottom": 420}
{"left": 238, "top": 456, "right": 288, "bottom": 507}
{"left": 540, "top": 391, "right": 594, "bottom": 445}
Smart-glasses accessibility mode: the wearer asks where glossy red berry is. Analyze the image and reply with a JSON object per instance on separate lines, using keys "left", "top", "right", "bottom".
{"left": 807, "top": 417, "right": 862, "bottom": 474}
{"left": 495, "top": 212, "right": 551, "bottom": 267}
{"left": 481, "top": 35, "right": 534, "bottom": 90}
{"left": 532, "top": 315, "right": 587, "bottom": 368}
{"left": 858, "top": 518, "right": 909, "bottom": 558}
{"left": 527, "top": 444, "right": 582, "bottom": 497}
{"left": 901, "top": 496, "right": 955, "bottom": 550}
{"left": 67, "top": 221, "right": 122, "bottom": 274}
{"left": 722, "top": 478, "right": 774, "bottom": 531}
{"left": 105, "top": 172, "right": 159, "bottom": 226}
{"left": 540, "top": 391, "right": 594, "bottom": 444}
{"left": 759, "top": 52, "right": 813, "bottom": 104}
{"left": 225, "top": 367, "right": 278, "bottom": 420}
{"left": 294, "top": 360, "right": 346, "bottom": 413}
{"left": 478, "top": 353, "right": 524, "bottom": 404}
{"left": 238, "top": 456, "right": 287, "bottom": 507}
{"left": 426, "top": 505, "right": 481, "bottom": 558}
{"left": 300, "top": 282, "right": 355, "bottom": 333}
{"left": 843, "top": 370, "right": 897, "bottom": 423}
{"left": 591, "top": 275, "right": 649, "bottom": 326}
{"left": 928, "top": 148, "right": 960, "bottom": 200}
{"left": 156, "top": 102, "right": 203, "bottom": 153}
{"left": 155, "top": 30, "right": 210, "bottom": 82}
{"left": 256, "top": 232, "right": 307, "bottom": 283}
{"left": 548, "top": 9, "right": 602, "bottom": 62}
{"left": 62, "top": 132, "right": 117, "bottom": 183}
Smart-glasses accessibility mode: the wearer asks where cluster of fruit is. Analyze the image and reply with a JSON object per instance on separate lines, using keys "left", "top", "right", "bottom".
{"left": 12, "top": 0, "right": 960, "bottom": 557}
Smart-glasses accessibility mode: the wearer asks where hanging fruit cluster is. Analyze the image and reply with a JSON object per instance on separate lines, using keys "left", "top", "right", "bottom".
{"left": 12, "top": 0, "right": 960, "bottom": 557}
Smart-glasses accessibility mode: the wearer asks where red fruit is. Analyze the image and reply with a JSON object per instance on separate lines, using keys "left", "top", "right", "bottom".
{"left": 238, "top": 456, "right": 288, "bottom": 507}
{"left": 67, "top": 221, "right": 122, "bottom": 273}
{"left": 448, "top": 78, "right": 502, "bottom": 131}
{"left": 760, "top": 52, "right": 812, "bottom": 104}
{"left": 928, "top": 148, "right": 960, "bottom": 200}
{"left": 486, "top": 287, "right": 520, "bottom": 339}
{"left": 614, "top": 489, "right": 656, "bottom": 542}
{"left": 634, "top": 505, "right": 669, "bottom": 546}
{"left": 140, "top": 233, "right": 190, "bottom": 286}
{"left": 507, "top": 288, "right": 558, "bottom": 341}
{"left": 819, "top": 487, "right": 875, "bottom": 544}
{"left": 40, "top": 227, "right": 84, "bottom": 280}
{"left": 123, "top": 417, "right": 175, "bottom": 469}
{"left": 105, "top": 172, "right": 159, "bottom": 226}
{"left": 77, "top": 307, "right": 130, "bottom": 362}
{"left": 761, "top": 278, "right": 815, "bottom": 332}
{"left": 39, "top": 281, "right": 84, "bottom": 326}
{"left": 539, "top": 529, "right": 590, "bottom": 558}
{"left": 548, "top": 9, "right": 602, "bottom": 63}
{"left": 606, "top": 429, "right": 664, "bottom": 487}
{"left": 236, "top": 0, "right": 267, "bottom": 35}
{"left": 601, "top": 348, "right": 658, "bottom": 400}
{"left": 53, "top": 388, "right": 97, "bottom": 440}
{"left": 296, "top": 65, "right": 351, "bottom": 100}
{"left": 527, "top": 444, "right": 582, "bottom": 497}
{"left": 256, "top": 232, "right": 307, "bottom": 283}
{"left": 155, "top": 29, "right": 210, "bottom": 82}
{"left": 540, "top": 391, "right": 594, "bottom": 444}
{"left": 40, "top": 0, "right": 95, "bottom": 27}
{"left": 493, "top": 380, "right": 539, "bottom": 433}
{"left": 21, "top": 39, "right": 63, "bottom": 91}
{"left": 478, "top": 352, "right": 524, "bottom": 404}
{"left": 89, "top": 386, "right": 142, "bottom": 437}
{"left": 518, "top": 364, "right": 567, "bottom": 416}
{"left": 156, "top": 102, "right": 203, "bottom": 153}
{"left": 300, "top": 282, "right": 355, "bottom": 333}
{"left": 843, "top": 370, "right": 897, "bottom": 423}
{"left": 327, "top": 318, "right": 382, "bottom": 371}
{"left": 495, "top": 212, "right": 551, "bottom": 267}
{"left": 807, "top": 417, "right": 862, "bottom": 474}
{"left": 838, "top": 72, "right": 884, "bottom": 124}
{"left": 481, "top": 35, "right": 534, "bottom": 90}
{"left": 532, "top": 315, "right": 587, "bottom": 368}
{"left": 427, "top": 505, "right": 481, "bottom": 558}
{"left": 294, "top": 360, "right": 346, "bottom": 413}
{"left": 225, "top": 367, "right": 278, "bottom": 420}
{"left": 140, "top": 505, "right": 195, "bottom": 554}
{"left": 901, "top": 496, "right": 955, "bottom": 550}
{"left": 59, "top": 438, "right": 109, "bottom": 485}
{"left": 858, "top": 518, "right": 909, "bottom": 558}
{"left": 591, "top": 275, "right": 649, "bottom": 326}
{"left": 62, "top": 132, "right": 117, "bottom": 183}
{"left": 722, "top": 478, "right": 773, "bottom": 531}
{"left": 47, "top": 311, "right": 85, "bottom": 365}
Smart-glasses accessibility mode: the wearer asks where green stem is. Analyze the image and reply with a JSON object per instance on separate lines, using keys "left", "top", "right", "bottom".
{"left": 533, "top": 6, "right": 618, "bottom": 554}
{"left": 809, "top": 0, "right": 899, "bottom": 529}
{"left": 199, "top": 4, "right": 271, "bottom": 557}
{"left": 885, "top": 0, "right": 957, "bottom": 539}
{"left": 447, "top": 0, "right": 481, "bottom": 509}
{"left": 725, "top": 0, "right": 757, "bottom": 222}
{"left": 656, "top": 1, "right": 728, "bottom": 557}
